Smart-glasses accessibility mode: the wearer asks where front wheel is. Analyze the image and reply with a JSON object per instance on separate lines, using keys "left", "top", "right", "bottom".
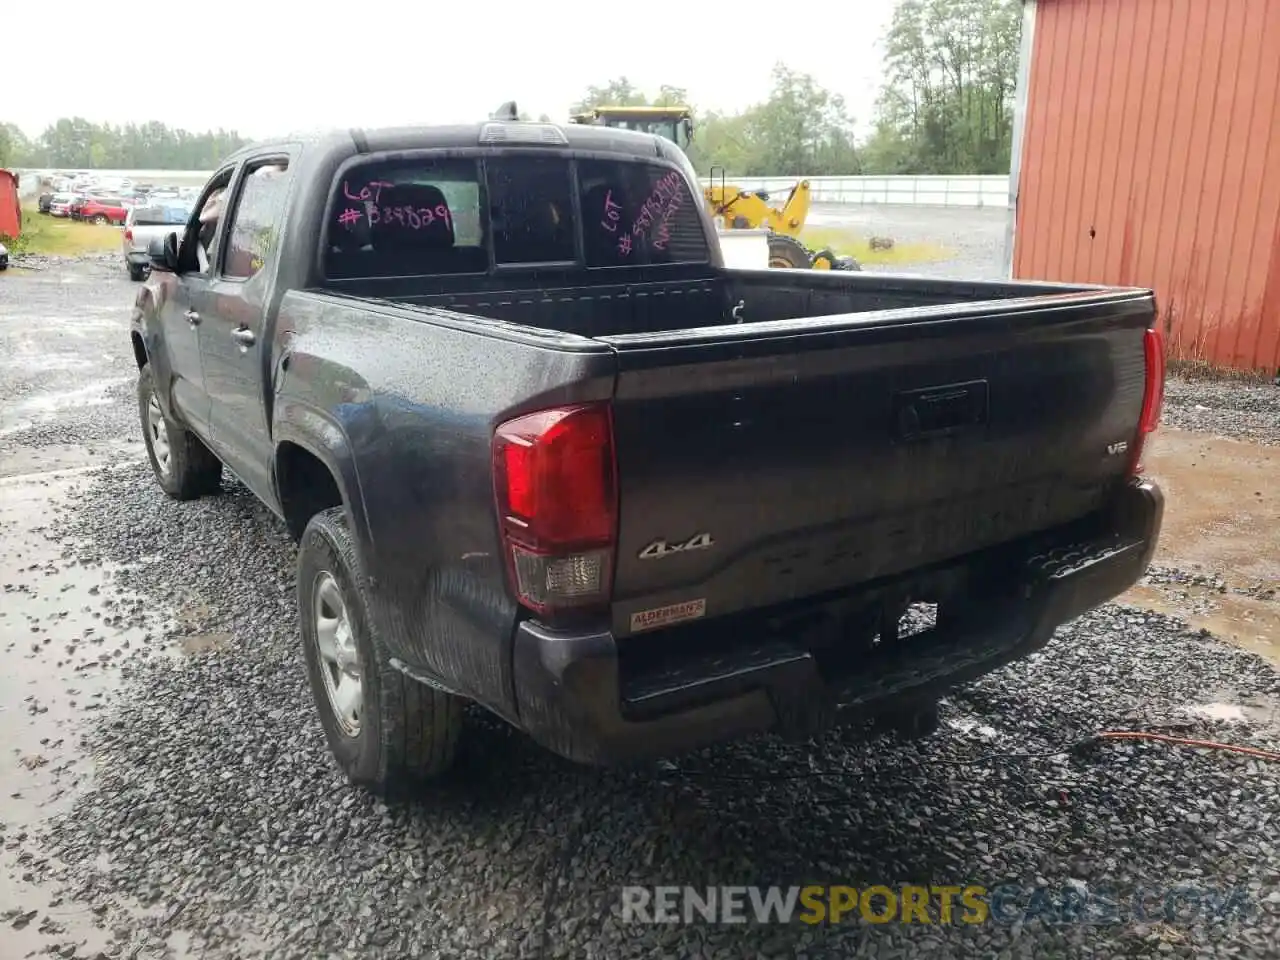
{"left": 137, "top": 364, "right": 223, "bottom": 499}
{"left": 298, "top": 507, "right": 464, "bottom": 794}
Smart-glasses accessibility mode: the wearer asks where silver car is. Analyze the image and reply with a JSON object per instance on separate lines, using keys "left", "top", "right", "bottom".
{"left": 122, "top": 201, "right": 193, "bottom": 281}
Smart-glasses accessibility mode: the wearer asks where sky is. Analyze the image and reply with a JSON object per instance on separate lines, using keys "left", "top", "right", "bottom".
{"left": 5, "top": 0, "right": 897, "bottom": 141}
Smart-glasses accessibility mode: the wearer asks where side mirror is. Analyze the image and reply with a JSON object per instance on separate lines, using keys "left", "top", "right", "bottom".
{"left": 147, "top": 233, "right": 178, "bottom": 273}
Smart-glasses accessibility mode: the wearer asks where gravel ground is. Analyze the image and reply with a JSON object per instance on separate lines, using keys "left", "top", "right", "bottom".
{"left": 0, "top": 253, "right": 141, "bottom": 465}
{"left": 2, "top": 250, "right": 1278, "bottom": 959}
{"left": 14, "top": 462, "right": 1280, "bottom": 959}
{"left": 1161, "top": 379, "right": 1280, "bottom": 447}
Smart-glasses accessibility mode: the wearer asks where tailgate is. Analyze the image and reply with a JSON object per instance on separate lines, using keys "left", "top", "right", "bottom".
{"left": 600, "top": 292, "right": 1154, "bottom": 638}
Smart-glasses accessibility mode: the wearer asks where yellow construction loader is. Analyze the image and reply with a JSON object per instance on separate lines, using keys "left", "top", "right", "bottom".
{"left": 568, "top": 105, "right": 859, "bottom": 270}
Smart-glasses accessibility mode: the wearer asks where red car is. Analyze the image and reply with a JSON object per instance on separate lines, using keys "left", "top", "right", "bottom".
{"left": 74, "top": 195, "right": 129, "bottom": 226}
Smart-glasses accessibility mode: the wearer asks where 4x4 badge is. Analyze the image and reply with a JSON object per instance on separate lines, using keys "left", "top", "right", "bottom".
{"left": 638, "top": 532, "right": 714, "bottom": 560}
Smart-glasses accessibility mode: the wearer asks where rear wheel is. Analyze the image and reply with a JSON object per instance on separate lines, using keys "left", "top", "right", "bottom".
{"left": 767, "top": 234, "right": 812, "bottom": 269}
{"left": 137, "top": 364, "right": 223, "bottom": 499}
{"left": 92, "top": 214, "right": 108, "bottom": 225}
{"left": 299, "top": 507, "right": 464, "bottom": 794}
{"left": 127, "top": 262, "right": 146, "bottom": 281}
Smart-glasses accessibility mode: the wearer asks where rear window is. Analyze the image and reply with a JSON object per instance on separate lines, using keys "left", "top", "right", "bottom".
{"left": 324, "top": 154, "right": 708, "bottom": 280}
{"left": 486, "top": 156, "right": 577, "bottom": 265}
{"left": 133, "top": 204, "right": 192, "bottom": 227}
{"left": 326, "top": 158, "right": 485, "bottom": 279}
{"left": 578, "top": 159, "right": 709, "bottom": 267}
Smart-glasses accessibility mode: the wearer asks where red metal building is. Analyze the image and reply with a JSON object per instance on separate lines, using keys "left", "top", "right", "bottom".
{"left": 0, "top": 170, "right": 20, "bottom": 241}
{"left": 1007, "top": 0, "right": 1280, "bottom": 373}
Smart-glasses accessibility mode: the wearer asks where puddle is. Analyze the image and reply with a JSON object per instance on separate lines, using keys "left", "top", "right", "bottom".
{"left": 943, "top": 709, "right": 1000, "bottom": 741}
{"left": 1186, "top": 703, "right": 1249, "bottom": 722}
{"left": 0, "top": 467, "right": 166, "bottom": 957}
{"left": 175, "top": 631, "right": 234, "bottom": 656}
{"left": 1124, "top": 584, "right": 1280, "bottom": 664}
{"left": 1123, "top": 430, "right": 1280, "bottom": 666}
{"left": 0, "top": 440, "right": 141, "bottom": 480}
{"left": 1183, "top": 698, "right": 1280, "bottom": 726}
{"left": 0, "top": 377, "right": 133, "bottom": 438}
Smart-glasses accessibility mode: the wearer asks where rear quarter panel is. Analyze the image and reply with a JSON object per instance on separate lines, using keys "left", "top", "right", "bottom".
{"left": 271, "top": 291, "right": 617, "bottom": 719}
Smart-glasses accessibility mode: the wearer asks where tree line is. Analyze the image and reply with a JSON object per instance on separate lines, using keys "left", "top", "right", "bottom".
{"left": 0, "top": 118, "right": 248, "bottom": 171}
{"left": 1, "top": 0, "right": 1019, "bottom": 177}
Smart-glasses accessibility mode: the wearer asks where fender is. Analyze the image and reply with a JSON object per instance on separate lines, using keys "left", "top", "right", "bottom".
{"left": 271, "top": 397, "right": 375, "bottom": 576}
{"left": 131, "top": 288, "right": 183, "bottom": 426}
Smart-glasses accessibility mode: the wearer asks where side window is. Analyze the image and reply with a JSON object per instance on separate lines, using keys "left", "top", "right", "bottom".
{"left": 223, "top": 160, "right": 291, "bottom": 281}
{"left": 179, "top": 169, "right": 235, "bottom": 275}
{"left": 486, "top": 157, "right": 576, "bottom": 265}
{"left": 579, "top": 160, "right": 709, "bottom": 268}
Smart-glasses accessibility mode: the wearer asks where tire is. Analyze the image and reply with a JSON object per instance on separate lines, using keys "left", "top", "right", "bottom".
{"left": 92, "top": 214, "right": 108, "bottom": 225}
{"left": 137, "top": 363, "right": 223, "bottom": 500}
{"left": 298, "top": 507, "right": 464, "bottom": 794}
{"left": 767, "top": 233, "right": 813, "bottom": 269}
{"left": 128, "top": 262, "right": 146, "bottom": 281}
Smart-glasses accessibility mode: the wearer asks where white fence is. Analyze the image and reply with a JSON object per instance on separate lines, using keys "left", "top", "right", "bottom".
{"left": 700, "top": 175, "right": 1010, "bottom": 208}
{"left": 20, "top": 168, "right": 1012, "bottom": 208}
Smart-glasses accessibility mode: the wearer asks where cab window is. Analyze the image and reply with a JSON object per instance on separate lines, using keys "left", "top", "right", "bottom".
{"left": 325, "top": 158, "right": 486, "bottom": 280}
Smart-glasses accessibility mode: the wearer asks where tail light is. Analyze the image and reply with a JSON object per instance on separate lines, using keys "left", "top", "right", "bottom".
{"left": 493, "top": 403, "right": 617, "bottom": 618}
{"left": 124, "top": 228, "right": 133, "bottom": 243}
{"left": 1128, "top": 327, "right": 1166, "bottom": 477}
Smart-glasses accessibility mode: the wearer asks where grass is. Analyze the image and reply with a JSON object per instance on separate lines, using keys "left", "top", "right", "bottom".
{"left": 4, "top": 204, "right": 122, "bottom": 257}
{"left": 800, "top": 225, "right": 953, "bottom": 266}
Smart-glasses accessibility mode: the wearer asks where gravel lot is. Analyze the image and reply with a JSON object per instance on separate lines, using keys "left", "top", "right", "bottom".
{"left": 808, "top": 203, "right": 1010, "bottom": 280}
{"left": 1, "top": 242, "right": 1278, "bottom": 960}
{"left": 1162, "top": 379, "right": 1280, "bottom": 448}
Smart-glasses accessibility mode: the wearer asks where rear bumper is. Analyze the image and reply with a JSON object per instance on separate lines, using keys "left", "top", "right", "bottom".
{"left": 126, "top": 250, "right": 149, "bottom": 265}
{"left": 511, "top": 479, "right": 1164, "bottom": 765}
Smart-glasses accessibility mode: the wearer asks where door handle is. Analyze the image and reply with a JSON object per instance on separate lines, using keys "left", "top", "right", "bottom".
{"left": 231, "top": 327, "right": 256, "bottom": 347}
{"left": 184, "top": 310, "right": 200, "bottom": 326}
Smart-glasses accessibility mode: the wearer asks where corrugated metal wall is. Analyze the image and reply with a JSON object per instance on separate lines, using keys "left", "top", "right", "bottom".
{"left": 1012, "top": 0, "right": 1280, "bottom": 373}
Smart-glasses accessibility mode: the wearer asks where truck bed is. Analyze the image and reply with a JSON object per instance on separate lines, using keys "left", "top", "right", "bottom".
{"left": 325, "top": 266, "right": 1100, "bottom": 338}
{"left": 304, "top": 266, "right": 1152, "bottom": 643}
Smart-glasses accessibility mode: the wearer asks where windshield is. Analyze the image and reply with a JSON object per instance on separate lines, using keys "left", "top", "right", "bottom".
{"left": 613, "top": 118, "right": 688, "bottom": 149}
{"left": 325, "top": 153, "right": 709, "bottom": 280}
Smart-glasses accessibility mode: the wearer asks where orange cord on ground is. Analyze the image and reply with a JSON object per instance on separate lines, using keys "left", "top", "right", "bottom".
{"left": 1095, "top": 730, "right": 1280, "bottom": 763}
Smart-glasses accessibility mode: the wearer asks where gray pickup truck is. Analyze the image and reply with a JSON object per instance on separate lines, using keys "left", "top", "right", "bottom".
{"left": 130, "top": 120, "right": 1166, "bottom": 794}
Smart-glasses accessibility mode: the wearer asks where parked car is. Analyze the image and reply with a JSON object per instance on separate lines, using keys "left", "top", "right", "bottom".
{"left": 76, "top": 195, "right": 129, "bottom": 225}
{"left": 48, "top": 192, "right": 78, "bottom": 217}
{"left": 122, "top": 201, "right": 192, "bottom": 280}
{"left": 0, "top": 240, "right": 8, "bottom": 271}
{"left": 132, "top": 123, "right": 1167, "bottom": 795}
{"left": 37, "top": 192, "right": 55, "bottom": 214}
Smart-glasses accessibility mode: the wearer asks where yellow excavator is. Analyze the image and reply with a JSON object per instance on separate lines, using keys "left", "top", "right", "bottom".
{"left": 568, "top": 105, "right": 858, "bottom": 270}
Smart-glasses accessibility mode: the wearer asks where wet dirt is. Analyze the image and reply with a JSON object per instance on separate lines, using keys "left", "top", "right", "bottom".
{"left": 0, "top": 466, "right": 167, "bottom": 959}
{"left": 1126, "top": 428, "right": 1280, "bottom": 665}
